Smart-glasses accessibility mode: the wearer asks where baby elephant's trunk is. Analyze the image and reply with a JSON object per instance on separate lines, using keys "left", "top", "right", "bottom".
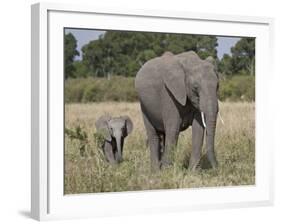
{"left": 115, "top": 133, "right": 123, "bottom": 163}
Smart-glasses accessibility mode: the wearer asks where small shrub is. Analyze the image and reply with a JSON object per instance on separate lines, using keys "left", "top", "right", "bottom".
{"left": 93, "top": 131, "right": 106, "bottom": 149}
{"left": 65, "top": 125, "right": 89, "bottom": 156}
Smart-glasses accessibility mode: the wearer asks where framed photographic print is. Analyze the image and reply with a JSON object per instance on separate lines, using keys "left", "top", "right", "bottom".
{"left": 31, "top": 2, "right": 274, "bottom": 221}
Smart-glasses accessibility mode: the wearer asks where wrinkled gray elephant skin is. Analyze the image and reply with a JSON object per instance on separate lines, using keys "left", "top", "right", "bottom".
{"left": 95, "top": 115, "right": 133, "bottom": 164}
{"left": 135, "top": 51, "right": 219, "bottom": 171}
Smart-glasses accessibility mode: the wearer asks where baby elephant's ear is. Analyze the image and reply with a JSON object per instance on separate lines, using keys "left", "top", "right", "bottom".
{"left": 123, "top": 116, "right": 133, "bottom": 136}
{"left": 95, "top": 115, "right": 112, "bottom": 141}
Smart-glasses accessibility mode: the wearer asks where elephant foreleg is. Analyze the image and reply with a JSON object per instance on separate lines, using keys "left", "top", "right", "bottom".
{"left": 188, "top": 113, "right": 205, "bottom": 171}
{"left": 159, "top": 134, "right": 165, "bottom": 156}
{"left": 103, "top": 141, "right": 117, "bottom": 164}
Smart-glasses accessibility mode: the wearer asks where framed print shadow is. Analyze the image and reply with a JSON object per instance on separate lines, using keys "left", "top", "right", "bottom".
{"left": 31, "top": 2, "right": 274, "bottom": 221}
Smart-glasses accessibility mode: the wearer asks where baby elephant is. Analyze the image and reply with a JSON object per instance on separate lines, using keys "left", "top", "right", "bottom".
{"left": 95, "top": 115, "right": 133, "bottom": 164}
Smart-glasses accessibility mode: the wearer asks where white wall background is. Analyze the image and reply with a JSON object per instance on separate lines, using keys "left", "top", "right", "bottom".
{"left": 0, "top": 0, "right": 279, "bottom": 223}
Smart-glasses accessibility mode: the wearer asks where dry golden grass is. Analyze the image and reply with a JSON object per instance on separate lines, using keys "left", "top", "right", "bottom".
{"left": 64, "top": 102, "right": 255, "bottom": 194}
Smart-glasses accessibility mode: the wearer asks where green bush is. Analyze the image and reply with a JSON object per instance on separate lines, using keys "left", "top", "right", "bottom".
{"left": 219, "top": 75, "right": 255, "bottom": 101}
{"left": 65, "top": 76, "right": 138, "bottom": 103}
{"left": 64, "top": 78, "right": 90, "bottom": 102}
{"left": 65, "top": 75, "right": 255, "bottom": 103}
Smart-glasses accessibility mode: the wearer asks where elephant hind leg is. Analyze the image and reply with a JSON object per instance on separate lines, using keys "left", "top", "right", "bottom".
{"left": 142, "top": 112, "right": 161, "bottom": 171}
{"left": 161, "top": 129, "right": 179, "bottom": 168}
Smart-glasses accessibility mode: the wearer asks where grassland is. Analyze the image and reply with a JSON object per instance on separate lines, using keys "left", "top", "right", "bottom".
{"left": 64, "top": 102, "right": 255, "bottom": 194}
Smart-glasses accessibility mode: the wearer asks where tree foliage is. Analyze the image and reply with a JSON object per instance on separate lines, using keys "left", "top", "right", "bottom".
{"left": 63, "top": 32, "right": 255, "bottom": 103}
{"left": 64, "top": 33, "right": 79, "bottom": 79}
{"left": 231, "top": 38, "right": 255, "bottom": 75}
{"left": 64, "top": 31, "right": 255, "bottom": 79}
{"left": 81, "top": 31, "right": 218, "bottom": 77}
{"left": 219, "top": 54, "right": 233, "bottom": 76}
{"left": 218, "top": 37, "right": 255, "bottom": 76}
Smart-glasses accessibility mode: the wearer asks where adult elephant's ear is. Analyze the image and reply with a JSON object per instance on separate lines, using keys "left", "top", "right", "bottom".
{"left": 162, "top": 55, "right": 187, "bottom": 106}
{"left": 95, "top": 115, "right": 112, "bottom": 141}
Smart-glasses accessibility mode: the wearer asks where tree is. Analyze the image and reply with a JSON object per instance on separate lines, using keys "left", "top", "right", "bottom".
{"left": 72, "top": 61, "right": 89, "bottom": 78}
{"left": 218, "top": 37, "right": 255, "bottom": 76}
{"left": 230, "top": 38, "right": 255, "bottom": 75}
{"left": 218, "top": 54, "right": 233, "bottom": 76}
{"left": 196, "top": 35, "right": 218, "bottom": 59}
{"left": 64, "top": 33, "right": 79, "bottom": 79}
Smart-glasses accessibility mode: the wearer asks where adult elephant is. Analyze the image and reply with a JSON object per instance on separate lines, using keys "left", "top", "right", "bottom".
{"left": 135, "top": 51, "right": 219, "bottom": 171}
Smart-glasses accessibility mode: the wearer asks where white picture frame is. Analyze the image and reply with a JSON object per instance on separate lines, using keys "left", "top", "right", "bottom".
{"left": 31, "top": 2, "right": 274, "bottom": 221}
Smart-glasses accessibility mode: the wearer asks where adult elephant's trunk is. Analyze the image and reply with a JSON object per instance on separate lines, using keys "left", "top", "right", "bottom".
{"left": 201, "top": 98, "right": 218, "bottom": 168}
{"left": 205, "top": 113, "right": 218, "bottom": 168}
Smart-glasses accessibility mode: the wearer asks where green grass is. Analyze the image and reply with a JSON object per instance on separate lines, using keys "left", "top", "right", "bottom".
{"left": 64, "top": 102, "right": 255, "bottom": 194}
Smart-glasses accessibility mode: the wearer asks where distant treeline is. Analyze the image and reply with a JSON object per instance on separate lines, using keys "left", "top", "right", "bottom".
{"left": 65, "top": 76, "right": 254, "bottom": 103}
{"left": 64, "top": 31, "right": 255, "bottom": 79}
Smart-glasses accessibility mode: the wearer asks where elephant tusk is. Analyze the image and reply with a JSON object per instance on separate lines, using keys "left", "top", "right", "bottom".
{"left": 201, "top": 112, "right": 206, "bottom": 128}
{"left": 218, "top": 111, "right": 224, "bottom": 125}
